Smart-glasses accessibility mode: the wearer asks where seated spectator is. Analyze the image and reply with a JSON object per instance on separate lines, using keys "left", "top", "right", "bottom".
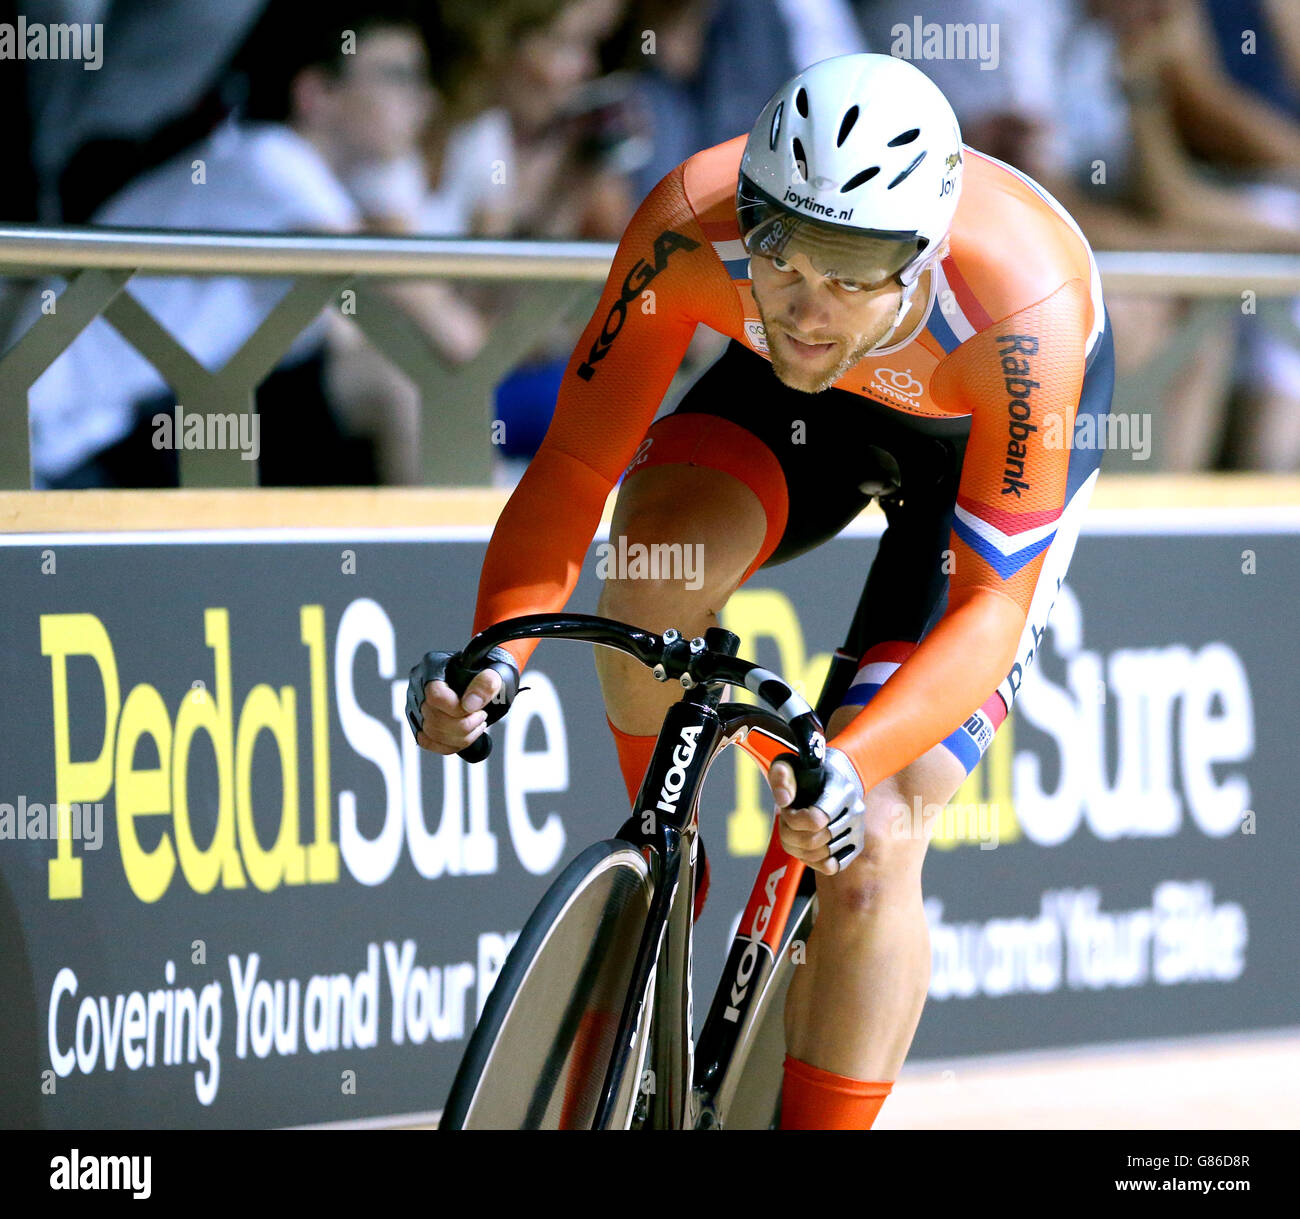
{"left": 613, "top": 0, "right": 867, "bottom": 204}
{"left": 404, "top": 0, "right": 641, "bottom": 481}
{"left": 856, "top": 0, "right": 1300, "bottom": 471}
{"left": 23, "top": 0, "right": 267, "bottom": 223}
{"left": 1066, "top": 0, "right": 1300, "bottom": 470}
{"left": 28, "top": 1, "right": 451, "bottom": 488}
{"left": 853, "top": 0, "right": 1058, "bottom": 173}
{"left": 1190, "top": 0, "right": 1300, "bottom": 470}
{"left": 429, "top": 0, "right": 634, "bottom": 241}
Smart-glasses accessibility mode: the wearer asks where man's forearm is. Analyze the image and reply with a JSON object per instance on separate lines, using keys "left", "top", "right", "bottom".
{"left": 828, "top": 588, "right": 1025, "bottom": 795}
{"left": 1166, "top": 62, "right": 1300, "bottom": 172}
{"left": 471, "top": 445, "right": 615, "bottom": 672}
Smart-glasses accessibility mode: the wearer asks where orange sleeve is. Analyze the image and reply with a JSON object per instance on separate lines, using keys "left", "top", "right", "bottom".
{"left": 470, "top": 165, "right": 739, "bottom": 671}
{"left": 828, "top": 282, "right": 1091, "bottom": 793}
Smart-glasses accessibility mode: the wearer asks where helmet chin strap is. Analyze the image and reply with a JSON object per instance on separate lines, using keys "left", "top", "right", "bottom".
{"left": 865, "top": 278, "right": 918, "bottom": 352}
{"left": 867, "top": 257, "right": 936, "bottom": 352}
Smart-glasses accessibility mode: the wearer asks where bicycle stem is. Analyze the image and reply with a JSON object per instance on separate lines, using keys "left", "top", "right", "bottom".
{"left": 453, "top": 613, "right": 829, "bottom": 796}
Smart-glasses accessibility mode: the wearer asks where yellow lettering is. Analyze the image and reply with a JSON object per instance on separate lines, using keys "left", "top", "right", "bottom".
{"left": 721, "top": 591, "right": 830, "bottom": 855}
{"left": 235, "top": 684, "right": 306, "bottom": 891}
{"left": 300, "top": 606, "right": 338, "bottom": 881}
{"left": 115, "top": 684, "right": 175, "bottom": 902}
{"left": 172, "top": 609, "right": 244, "bottom": 892}
{"left": 40, "top": 613, "right": 120, "bottom": 899}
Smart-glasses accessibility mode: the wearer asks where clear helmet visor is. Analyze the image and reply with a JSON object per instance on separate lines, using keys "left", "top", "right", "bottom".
{"left": 737, "top": 174, "right": 929, "bottom": 288}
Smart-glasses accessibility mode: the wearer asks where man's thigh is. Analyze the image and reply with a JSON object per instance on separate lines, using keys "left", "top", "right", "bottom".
{"left": 600, "top": 461, "right": 767, "bottom": 614}
{"left": 600, "top": 406, "right": 794, "bottom": 612}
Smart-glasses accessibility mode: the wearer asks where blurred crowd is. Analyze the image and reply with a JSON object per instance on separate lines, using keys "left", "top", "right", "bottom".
{"left": 1, "top": 0, "right": 1297, "bottom": 486}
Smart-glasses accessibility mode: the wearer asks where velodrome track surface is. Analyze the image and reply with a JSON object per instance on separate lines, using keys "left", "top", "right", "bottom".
{"left": 394, "top": 1028, "right": 1300, "bottom": 1130}
{"left": 873, "top": 1027, "right": 1300, "bottom": 1129}
{"left": 395, "top": 1024, "right": 1300, "bottom": 1133}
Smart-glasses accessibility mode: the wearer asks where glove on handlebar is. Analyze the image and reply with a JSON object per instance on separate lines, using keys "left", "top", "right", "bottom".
{"left": 405, "top": 646, "right": 521, "bottom": 759}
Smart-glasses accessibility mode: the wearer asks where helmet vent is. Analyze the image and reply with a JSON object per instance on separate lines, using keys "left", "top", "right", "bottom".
{"left": 887, "top": 150, "right": 927, "bottom": 189}
{"left": 840, "top": 166, "right": 879, "bottom": 193}
{"left": 791, "top": 137, "right": 808, "bottom": 181}
{"left": 836, "top": 105, "right": 859, "bottom": 146}
{"left": 887, "top": 128, "right": 921, "bottom": 147}
{"left": 769, "top": 101, "right": 784, "bottom": 150}
{"left": 795, "top": 87, "right": 809, "bottom": 118}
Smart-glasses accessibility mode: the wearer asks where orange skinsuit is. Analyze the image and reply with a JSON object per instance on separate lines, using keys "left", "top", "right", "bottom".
{"left": 471, "top": 134, "right": 1107, "bottom": 800}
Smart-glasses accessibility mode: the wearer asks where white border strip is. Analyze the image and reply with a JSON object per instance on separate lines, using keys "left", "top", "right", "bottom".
{"left": 901, "top": 1023, "right": 1300, "bottom": 1075}
{"left": 835, "top": 505, "right": 1300, "bottom": 538}
{"left": 1078, "top": 505, "right": 1300, "bottom": 534}
{"left": 2, "top": 505, "right": 1300, "bottom": 548}
{"left": 286, "top": 1107, "right": 443, "bottom": 1131}
{"left": 0, "top": 524, "right": 497, "bottom": 546}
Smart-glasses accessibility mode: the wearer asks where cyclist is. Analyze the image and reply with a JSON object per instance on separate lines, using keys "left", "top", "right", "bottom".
{"left": 411, "top": 52, "right": 1113, "bottom": 1130}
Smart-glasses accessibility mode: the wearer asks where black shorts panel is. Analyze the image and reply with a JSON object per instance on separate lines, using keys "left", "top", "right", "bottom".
{"left": 669, "top": 339, "right": 971, "bottom": 580}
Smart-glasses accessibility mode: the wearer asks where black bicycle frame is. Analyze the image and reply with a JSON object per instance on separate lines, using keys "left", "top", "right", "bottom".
{"left": 445, "top": 612, "right": 836, "bottom": 1129}
{"left": 592, "top": 692, "right": 830, "bottom": 1129}
{"left": 593, "top": 689, "right": 721, "bottom": 1127}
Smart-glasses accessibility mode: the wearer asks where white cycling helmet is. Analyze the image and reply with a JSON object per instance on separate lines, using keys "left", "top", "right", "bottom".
{"left": 738, "top": 53, "right": 963, "bottom": 309}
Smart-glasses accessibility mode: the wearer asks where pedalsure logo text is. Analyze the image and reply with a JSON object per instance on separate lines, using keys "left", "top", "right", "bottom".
{"left": 39, "top": 599, "right": 570, "bottom": 903}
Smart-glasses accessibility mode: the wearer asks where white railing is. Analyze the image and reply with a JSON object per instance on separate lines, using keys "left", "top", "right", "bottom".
{"left": 2, "top": 223, "right": 1297, "bottom": 488}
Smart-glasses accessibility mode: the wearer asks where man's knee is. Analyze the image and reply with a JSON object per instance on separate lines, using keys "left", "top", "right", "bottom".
{"left": 814, "top": 743, "right": 967, "bottom": 922}
{"left": 815, "top": 776, "right": 924, "bottom": 921}
{"left": 595, "top": 549, "right": 720, "bottom": 625}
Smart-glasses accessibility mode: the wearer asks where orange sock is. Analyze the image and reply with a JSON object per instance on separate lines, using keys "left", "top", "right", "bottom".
{"left": 779, "top": 1054, "right": 893, "bottom": 1130}
{"left": 606, "top": 716, "right": 658, "bottom": 808}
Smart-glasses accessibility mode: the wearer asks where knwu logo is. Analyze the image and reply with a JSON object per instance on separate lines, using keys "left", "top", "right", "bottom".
{"left": 870, "top": 367, "right": 923, "bottom": 404}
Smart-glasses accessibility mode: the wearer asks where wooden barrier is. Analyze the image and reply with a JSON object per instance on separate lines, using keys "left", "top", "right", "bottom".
{"left": 3, "top": 474, "right": 1299, "bottom": 534}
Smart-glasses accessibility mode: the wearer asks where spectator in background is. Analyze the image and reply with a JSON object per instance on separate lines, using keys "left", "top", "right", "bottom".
{"left": 853, "top": 0, "right": 1058, "bottom": 173}
{"left": 1184, "top": 0, "right": 1300, "bottom": 470}
{"left": 613, "top": 0, "right": 867, "bottom": 203}
{"left": 856, "top": 0, "right": 1300, "bottom": 471}
{"left": 429, "top": 0, "right": 634, "bottom": 240}
{"left": 27, "top": 1, "right": 459, "bottom": 488}
{"left": 22, "top": 0, "right": 267, "bottom": 222}
{"left": 406, "top": 0, "right": 639, "bottom": 476}
{"left": 0, "top": 0, "right": 265, "bottom": 395}
{"left": 1064, "top": 0, "right": 1300, "bottom": 470}
{"left": 1191, "top": 0, "right": 1300, "bottom": 145}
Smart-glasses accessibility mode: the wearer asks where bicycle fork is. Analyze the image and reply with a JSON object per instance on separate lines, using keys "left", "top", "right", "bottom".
{"left": 593, "top": 694, "right": 721, "bottom": 1129}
